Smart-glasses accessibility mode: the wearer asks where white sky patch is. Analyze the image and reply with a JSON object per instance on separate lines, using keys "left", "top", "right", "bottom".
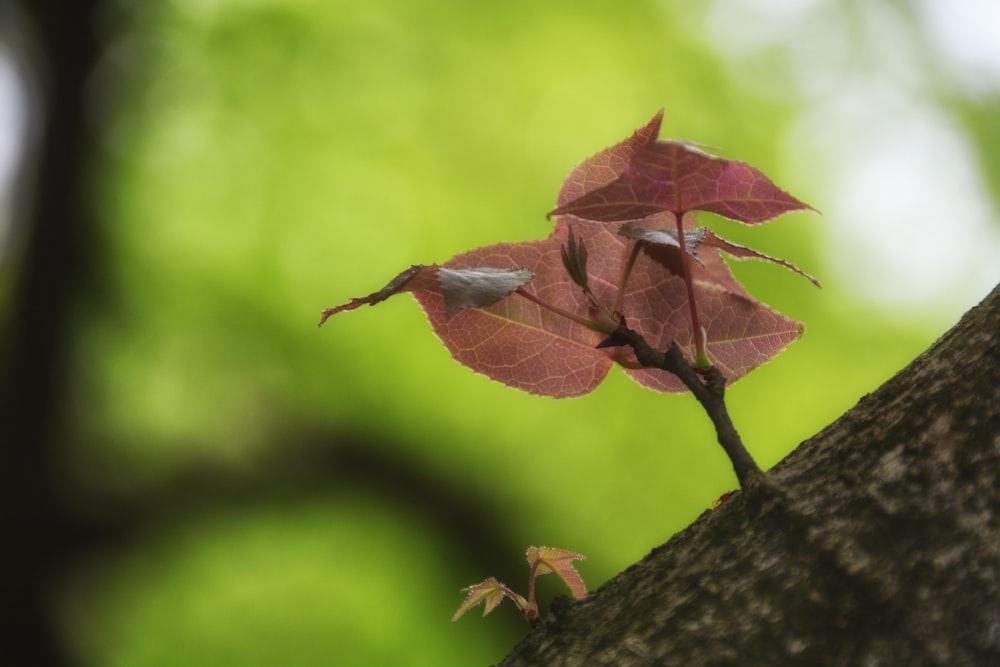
{"left": 793, "top": 87, "right": 1000, "bottom": 313}
{"left": 919, "top": 0, "right": 1000, "bottom": 92}
{"left": 705, "top": 0, "right": 1000, "bottom": 317}
{"left": 704, "top": 0, "right": 828, "bottom": 53}
{"left": 0, "top": 48, "right": 27, "bottom": 261}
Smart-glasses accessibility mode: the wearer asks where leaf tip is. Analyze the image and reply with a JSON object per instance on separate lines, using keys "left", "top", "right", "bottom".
{"left": 451, "top": 577, "right": 511, "bottom": 622}
{"left": 647, "top": 108, "right": 665, "bottom": 136}
{"left": 318, "top": 265, "right": 427, "bottom": 327}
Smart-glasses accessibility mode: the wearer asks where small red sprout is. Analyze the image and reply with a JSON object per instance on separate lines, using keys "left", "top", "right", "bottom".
{"left": 452, "top": 546, "right": 587, "bottom": 624}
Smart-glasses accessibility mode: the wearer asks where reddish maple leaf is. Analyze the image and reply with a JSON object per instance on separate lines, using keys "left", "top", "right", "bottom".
{"left": 549, "top": 109, "right": 818, "bottom": 368}
{"left": 411, "top": 233, "right": 619, "bottom": 397}
{"left": 321, "top": 111, "right": 817, "bottom": 397}
{"left": 549, "top": 110, "right": 814, "bottom": 225}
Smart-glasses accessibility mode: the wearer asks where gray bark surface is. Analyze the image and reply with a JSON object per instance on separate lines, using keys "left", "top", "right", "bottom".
{"left": 499, "top": 284, "right": 1000, "bottom": 667}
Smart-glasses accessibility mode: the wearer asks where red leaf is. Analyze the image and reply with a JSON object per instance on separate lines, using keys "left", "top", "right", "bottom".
{"left": 412, "top": 232, "right": 621, "bottom": 398}
{"left": 550, "top": 112, "right": 813, "bottom": 225}
{"left": 618, "top": 222, "right": 706, "bottom": 265}
{"left": 555, "top": 109, "right": 663, "bottom": 207}
{"left": 702, "top": 230, "right": 821, "bottom": 288}
{"left": 611, "top": 221, "right": 805, "bottom": 392}
{"left": 542, "top": 114, "right": 810, "bottom": 392}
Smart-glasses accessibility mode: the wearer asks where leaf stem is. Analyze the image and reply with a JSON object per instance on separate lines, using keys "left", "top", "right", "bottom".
{"left": 526, "top": 559, "right": 539, "bottom": 612}
{"left": 613, "top": 241, "right": 642, "bottom": 316}
{"left": 675, "top": 212, "right": 709, "bottom": 367}
{"left": 514, "top": 288, "right": 610, "bottom": 334}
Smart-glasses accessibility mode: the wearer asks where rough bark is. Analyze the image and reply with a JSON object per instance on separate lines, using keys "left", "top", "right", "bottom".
{"left": 500, "top": 283, "right": 1000, "bottom": 667}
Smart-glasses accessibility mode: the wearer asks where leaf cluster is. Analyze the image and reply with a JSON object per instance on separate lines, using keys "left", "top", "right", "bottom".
{"left": 320, "top": 110, "right": 817, "bottom": 398}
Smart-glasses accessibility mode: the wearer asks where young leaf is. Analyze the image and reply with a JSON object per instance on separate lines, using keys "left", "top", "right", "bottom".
{"left": 412, "top": 233, "right": 619, "bottom": 398}
{"left": 437, "top": 267, "right": 534, "bottom": 317}
{"left": 617, "top": 244, "right": 805, "bottom": 393}
{"left": 318, "top": 264, "right": 428, "bottom": 327}
{"left": 319, "top": 264, "right": 532, "bottom": 325}
{"left": 702, "top": 230, "right": 821, "bottom": 288}
{"left": 617, "top": 223, "right": 820, "bottom": 285}
{"left": 560, "top": 225, "right": 590, "bottom": 290}
{"left": 550, "top": 114, "right": 814, "bottom": 226}
{"left": 618, "top": 222, "right": 706, "bottom": 265}
{"left": 556, "top": 109, "right": 664, "bottom": 207}
{"left": 527, "top": 546, "right": 588, "bottom": 600}
{"left": 451, "top": 577, "right": 529, "bottom": 622}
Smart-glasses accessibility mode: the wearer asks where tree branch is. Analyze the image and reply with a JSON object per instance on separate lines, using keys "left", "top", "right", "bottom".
{"left": 598, "top": 324, "right": 764, "bottom": 492}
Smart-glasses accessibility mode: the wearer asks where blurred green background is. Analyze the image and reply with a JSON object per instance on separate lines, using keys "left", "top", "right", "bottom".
{"left": 4, "top": 0, "right": 1000, "bottom": 665}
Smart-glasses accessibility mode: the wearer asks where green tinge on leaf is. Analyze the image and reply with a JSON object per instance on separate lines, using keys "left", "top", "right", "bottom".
{"left": 527, "top": 546, "right": 588, "bottom": 600}
{"left": 560, "top": 225, "right": 590, "bottom": 289}
{"left": 451, "top": 577, "right": 514, "bottom": 622}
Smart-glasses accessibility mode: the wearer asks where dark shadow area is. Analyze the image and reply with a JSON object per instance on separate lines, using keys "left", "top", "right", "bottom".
{"left": 1, "top": 2, "right": 103, "bottom": 664}
{"left": 0, "top": 4, "right": 523, "bottom": 663}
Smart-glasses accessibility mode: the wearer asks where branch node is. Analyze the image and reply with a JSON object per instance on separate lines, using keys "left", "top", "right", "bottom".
{"left": 603, "top": 323, "right": 766, "bottom": 491}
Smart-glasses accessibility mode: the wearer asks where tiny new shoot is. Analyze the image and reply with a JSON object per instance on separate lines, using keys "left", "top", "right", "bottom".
{"left": 451, "top": 546, "right": 587, "bottom": 625}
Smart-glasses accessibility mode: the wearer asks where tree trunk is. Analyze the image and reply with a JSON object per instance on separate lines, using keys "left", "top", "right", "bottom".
{"left": 500, "top": 283, "right": 1000, "bottom": 667}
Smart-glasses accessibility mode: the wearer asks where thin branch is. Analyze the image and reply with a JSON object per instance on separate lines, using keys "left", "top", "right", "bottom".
{"left": 599, "top": 323, "right": 765, "bottom": 491}
{"left": 674, "top": 212, "right": 709, "bottom": 367}
{"left": 612, "top": 241, "right": 642, "bottom": 316}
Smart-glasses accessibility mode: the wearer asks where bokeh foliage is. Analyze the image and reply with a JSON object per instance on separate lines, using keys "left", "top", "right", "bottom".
{"left": 42, "top": 0, "right": 996, "bottom": 665}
